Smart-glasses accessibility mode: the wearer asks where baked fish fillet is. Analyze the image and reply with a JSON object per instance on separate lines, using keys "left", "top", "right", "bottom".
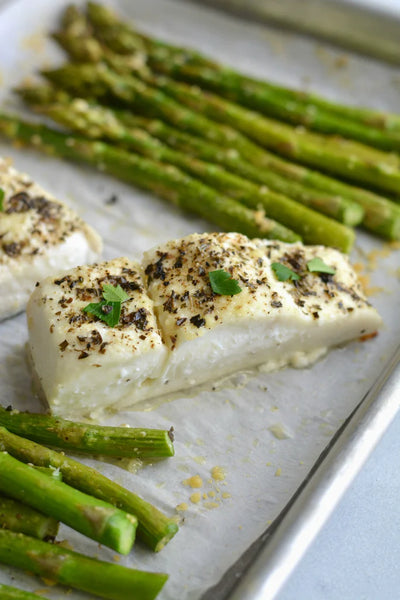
{"left": 27, "top": 233, "right": 382, "bottom": 417}
{"left": 27, "top": 258, "right": 167, "bottom": 418}
{"left": 0, "top": 158, "right": 102, "bottom": 320}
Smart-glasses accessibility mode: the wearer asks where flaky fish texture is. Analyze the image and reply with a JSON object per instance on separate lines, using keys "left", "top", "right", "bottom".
{"left": 27, "top": 232, "right": 382, "bottom": 418}
{"left": 0, "top": 158, "right": 102, "bottom": 320}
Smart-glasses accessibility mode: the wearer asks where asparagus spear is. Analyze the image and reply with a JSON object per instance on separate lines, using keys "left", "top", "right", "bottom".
{"left": 19, "top": 87, "right": 365, "bottom": 228}
{"left": 0, "top": 494, "right": 59, "bottom": 540}
{"left": 0, "top": 452, "right": 137, "bottom": 554}
{"left": 20, "top": 85, "right": 400, "bottom": 241}
{"left": 50, "top": 10, "right": 400, "bottom": 214}
{"left": 24, "top": 82, "right": 397, "bottom": 241}
{"left": 86, "top": 1, "right": 400, "bottom": 137}
{"left": 142, "top": 58, "right": 400, "bottom": 153}
{"left": 144, "top": 74, "right": 400, "bottom": 197}
{"left": 41, "top": 62, "right": 279, "bottom": 165}
{"left": 0, "top": 584, "right": 49, "bottom": 600}
{"left": 0, "top": 112, "right": 301, "bottom": 244}
{"left": 42, "top": 62, "right": 400, "bottom": 197}
{"left": 0, "top": 406, "right": 174, "bottom": 459}
{"left": 0, "top": 530, "right": 168, "bottom": 600}
{"left": 0, "top": 426, "right": 178, "bottom": 552}
{"left": 128, "top": 115, "right": 400, "bottom": 241}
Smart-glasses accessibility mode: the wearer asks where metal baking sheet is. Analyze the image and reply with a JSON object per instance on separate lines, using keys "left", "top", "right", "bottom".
{"left": 192, "top": 0, "right": 400, "bottom": 65}
{"left": 0, "top": 1, "right": 399, "bottom": 599}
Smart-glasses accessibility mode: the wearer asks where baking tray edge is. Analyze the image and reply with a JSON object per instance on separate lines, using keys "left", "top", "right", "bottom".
{"left": 187, "top": 0, "right": 400, "bottom": 64}
{"left": 201, "top": 344, "right": 400, "bottom": 600}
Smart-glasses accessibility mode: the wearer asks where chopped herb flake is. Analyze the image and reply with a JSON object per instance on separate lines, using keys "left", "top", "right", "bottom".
{"left": 209, "top": 269, "right": 242, "bottom": 296}
{"left": 0, "top": 188, "right": 4, "bottom": 211}
{"left": 82, "top": 284, "right": 129, "bottom": 327}
{"left": 307, "top": 258, "right": 336, "bottom": 275}
{"left": 271, "top": 262, "right": 300, "bottom": 282}
{"left": 102, "top": 284, "right": 130, "bottom": 303}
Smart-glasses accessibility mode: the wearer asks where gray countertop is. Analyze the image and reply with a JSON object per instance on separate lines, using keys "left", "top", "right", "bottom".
{"left": 278, "top": 410, "right": 400, "bottom": 599}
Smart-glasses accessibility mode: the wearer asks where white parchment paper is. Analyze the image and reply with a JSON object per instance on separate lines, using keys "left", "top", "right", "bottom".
{"left": 0, "top": 1, "right": 399, "bottom": 598}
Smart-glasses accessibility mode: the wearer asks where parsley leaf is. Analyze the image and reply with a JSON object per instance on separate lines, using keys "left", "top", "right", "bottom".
{"left": 271, "top": 262, "right": 300, "bottom": 282}
{"left": 102, "top": 284, "right": 129, "bottom": 303}
{"left": 307, "top": 257, "right": 336, "bottom": 275}
{"left": 209, "top": 269, "right": 242, "bottom": 296}
{"left": 82, "top": 284, "right": 129, "bottom": 327}
{"left": 0, "top": 188, "right": 4, "bottom": 211}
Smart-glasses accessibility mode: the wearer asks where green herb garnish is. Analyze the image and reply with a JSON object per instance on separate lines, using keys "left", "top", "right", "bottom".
{"left": 271, "top": 262, "right": 300, "bottom": 282}
{"left": 306, "top": 257, "right": 336, "bottom": 275}
{"left": 102, "top": 284, "right": 130, "bottom": 303}
{"left": 209, "top": 269, "right": 242, "bottom": 296}
{"left": 83, "top": 284, "right": 130, "bottom": 327}
{"left": 0, "top": 188, "right": 4, "bottom": 211}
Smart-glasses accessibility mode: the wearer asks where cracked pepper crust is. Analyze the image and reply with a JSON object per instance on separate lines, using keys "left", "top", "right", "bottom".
{"left": 0, "top": 158, "right": 101, "bottom": 264}
{"left": 143, "top": 232, "right": 372, "bottom": 350}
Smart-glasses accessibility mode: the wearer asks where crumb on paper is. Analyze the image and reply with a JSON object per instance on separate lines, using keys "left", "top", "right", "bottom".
{"left": 54, "top": 539, "right": 73, "bottom": 550}
{"left": 183, "top": 474, "right": 203, "bottom": 488}
{"left": 203, "top": 501, "right": 219, "bottom": 510}
{"left": 190, "top": 492, "right": 201, "bottom": 504}
{"left": 261, "top": 30, "right": 287, "bottom": 56}
{"left": 268, "top": 423, "right": 291, "bottom": 440}
{"left": 334, "top": 54, "right": 349, "bottom": 69}
{"left": 353, "top": 262, "right": 385, "bottom": 297}
{"left": 39, "top": 577, "right": 57, "bottom": 587}
{"left": 275, "top": 467, "right": 282, "bottom": 477}
{"left": 211, "top": 466, "right": 226, "bottom": 481}
{"left": 193, "top": 455, "right": 206, "bottom": 465}
{"left": 222, "top": 492, "right": 231, "bottom": 499}
{"left": 176, "top": 502, "right": 188, "bottom": 512}
{"left": 113, "top": 554, "right": 121, "bottom": 562}
{"left": 20, "top": 31, "right": 46, "bottom": 54}
{"left": 105, "top": 193, "right": 118, "bottom": 205}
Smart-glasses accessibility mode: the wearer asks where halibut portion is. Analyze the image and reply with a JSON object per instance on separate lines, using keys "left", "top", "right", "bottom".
{"left": 27, "top": 258, "right": 167, "bottom": 418}
{"left": 142, "top": 233, "right": 382, "bottom": 398}
{"left": 27, "top": 232, "right": 382, "bottom": 417}
{"left": 0, "top": 158, "right": 102, "bottom": 320}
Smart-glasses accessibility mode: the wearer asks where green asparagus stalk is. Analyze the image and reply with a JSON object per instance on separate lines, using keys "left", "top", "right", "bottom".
{"left": 0, "top": 584, "right": 48, "bottom": 600}
{"left": 0, "top": 426, "right": 178, "bottom": 552}
{"left": 0, "top": 494, "right": 59, "bottom": 540}
{"left": 49, "top": 10, "right": 400, "bottom": 218}
{"left": 0, "top": 452, "right": 137, "bottom": 554}
{"left": 20, "top": 85, "right": 400, "bottom": 241}
{"left": 19, "top": 87, "right": 365, "bottom": 231}
{"left": 144, "top": 74, "right": 400, "bottom": 197}
{"left": 0, "top": 112, "right": 301, "bottom": 244}
{"left": 86, "top": 1, "right": 400, "bottom": 138}
{"left": 42, "top": 62, "right": 400, "bottom": 197}
{"left": 0, "top": 406, "right": 174, "bottom": 459}
{"left": 41, "top": 62, "right": 278, "bottom": 165}
{"left": 142, "top": 57, "right": 400, "bottom": 153}
{"left": 0, "top": 530, "right": 168, "bottom": 600}
{"left": 128, "top": 115, "right": 400, "bottom": 241}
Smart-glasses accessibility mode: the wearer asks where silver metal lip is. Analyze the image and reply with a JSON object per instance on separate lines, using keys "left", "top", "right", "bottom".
{"left": 192, "top": 0, "right": 400, "bottom": 64}
{"left": 208, "top": 344, "right": 400, "bottom": 600}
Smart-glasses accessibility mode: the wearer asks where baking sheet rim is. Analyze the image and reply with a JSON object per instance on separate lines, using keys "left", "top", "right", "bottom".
{"left": 225, "top": 344, "right": 400, "bottom": 600}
